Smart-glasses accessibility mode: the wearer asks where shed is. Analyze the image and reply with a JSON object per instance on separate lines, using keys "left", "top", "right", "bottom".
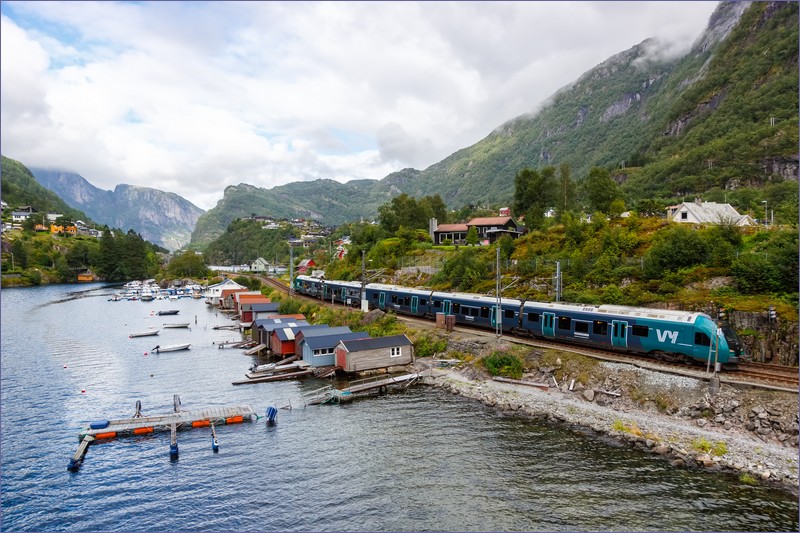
{"left": 239, "top": 301, "right": 280, "bottom": 328}
{"left": 301, "top": 330, "right": 369, "bottom": 367}
{"left": 335, "top": 334, "right": 414, "bottom": 373}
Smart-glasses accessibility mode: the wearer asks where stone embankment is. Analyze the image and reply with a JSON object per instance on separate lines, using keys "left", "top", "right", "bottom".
{"left": 413, "top": 358, "right": 799, "bottom": 495}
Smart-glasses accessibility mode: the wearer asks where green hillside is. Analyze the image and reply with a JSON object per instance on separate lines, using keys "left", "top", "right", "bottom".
{"left": 1, "top": 156, "right": 91, "bottom": 222}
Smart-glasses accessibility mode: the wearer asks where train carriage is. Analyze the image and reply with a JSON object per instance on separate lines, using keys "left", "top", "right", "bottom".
{"left": 322, "top": 279, "right": 363, "bottom": 307}
{"left": 430, "top": 291, "right": 523, "bottom": 332}
{"left": 365, "top": 284, "right": 434, "bottom": 316}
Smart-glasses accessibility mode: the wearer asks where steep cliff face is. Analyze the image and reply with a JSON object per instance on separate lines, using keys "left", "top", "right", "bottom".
{"left": 30, "top": 169, "right": 204, "bottom": 251}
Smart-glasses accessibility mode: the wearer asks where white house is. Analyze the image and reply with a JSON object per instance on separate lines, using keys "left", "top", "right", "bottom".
{"left": 666, "top": 199, "right": 754, "bottom": 226}
{"left": 11, "top": 211, "right": 32, "bottom": 223}
{"left": 250, "top": 257, "right": 270, "bottom": 273}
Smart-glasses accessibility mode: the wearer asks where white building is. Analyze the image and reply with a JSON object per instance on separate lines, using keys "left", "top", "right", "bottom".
{"left": 666, "top": 199, "right": 754, "bottom": 226}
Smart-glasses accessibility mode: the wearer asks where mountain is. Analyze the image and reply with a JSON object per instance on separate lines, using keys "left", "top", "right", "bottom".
{"left": 30, "top": 168, "right": 205, "bottom": 251}
{"left": 1, "top": 156, "right": 91, "bottom": 222}
{"left": 190, "top": 177, "right": 405, "bottom": 246}
{"left": 190, "top": 2, "right": 796, "bottom": 245}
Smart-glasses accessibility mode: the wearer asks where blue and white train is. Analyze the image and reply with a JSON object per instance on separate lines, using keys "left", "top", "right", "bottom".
{"left": 293, "top": 275, "right": 745, "bottom": 366}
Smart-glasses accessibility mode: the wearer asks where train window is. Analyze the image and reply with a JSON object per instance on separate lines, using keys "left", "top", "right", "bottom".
{"left": 404, "top": 297, "right": 410, "bottom": 306}
{"left": 574, "top": 321, "right": 589, "bottom": 334}
{"left": 421, "top": 299, "right": 427, "bottom": 306}
{"left": 469, "top": 307, "right": 479, "bottom": 317}
{"left": 391, "top": 294, "right": 398, "bottom": 304}
{"left": 372, "top": 293, "right": 378, "bottom": 300}
{"left": 480, "top": 307, "right": 489, "bottom": 318}
{"left": 593, "top": 321, "right": 608, "bottom": 335}
{"left": 504, "top": 309, "right": 515, "bottom": 319}
{"left": 527, "top": 312, "right": 540, "bottom": 323}
{"left": 557, "top": 316, "right": 571, "bottom": 330}
{"left": 433, "top": 301, "right": 441, "bottom": 308}
{"left": 632, "top": 325, "right": 649, "bottom": 337}
{"left": 694, "top": 332, "right": 710, "bottom": 346}
{"left": 453, "top": 303, "right": 461, "bottom": 314}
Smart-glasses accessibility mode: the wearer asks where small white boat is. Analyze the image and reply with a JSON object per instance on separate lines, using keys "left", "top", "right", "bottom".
{"left": 129, "top": 329, "right": 159, "bottom": 338}
{"left": 246, "top": 360, "right": 310, "bottom": 379}
{"left": 152, "top": 343, "right": 191, "bottom": 353}
{"left": 163, "top": 323, "right": 191, "bottom": 328}
{"left": 108, "top": 294, "right": 123, "bottom": 302}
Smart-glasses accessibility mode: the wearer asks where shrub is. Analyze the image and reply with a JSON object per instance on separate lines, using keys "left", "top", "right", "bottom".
{"left": 482, "top": 351, "right": 524, "bottom": 378}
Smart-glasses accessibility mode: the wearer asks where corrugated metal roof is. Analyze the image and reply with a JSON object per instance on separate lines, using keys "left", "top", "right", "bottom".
{"left": 305, "top": 331, "right": 369, "bottom": 350}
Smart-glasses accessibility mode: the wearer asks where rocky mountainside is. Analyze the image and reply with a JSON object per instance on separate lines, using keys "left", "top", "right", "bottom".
{"left": 30, "top": 168, "right": 204, "bottom": 251}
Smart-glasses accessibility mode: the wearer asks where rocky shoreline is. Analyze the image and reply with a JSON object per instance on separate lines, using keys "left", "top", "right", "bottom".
{"left": 411, "top": 357, "right": 799, "bottom": 496}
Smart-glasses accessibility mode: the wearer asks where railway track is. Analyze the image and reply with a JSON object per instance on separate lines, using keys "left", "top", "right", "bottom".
{"left": 254, "top": 275, "right": 798, "bottom": 393}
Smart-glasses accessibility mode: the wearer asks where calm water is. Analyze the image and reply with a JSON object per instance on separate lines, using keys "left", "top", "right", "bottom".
{"left": 1, "top": 284, "right": 797, "bottom": 532}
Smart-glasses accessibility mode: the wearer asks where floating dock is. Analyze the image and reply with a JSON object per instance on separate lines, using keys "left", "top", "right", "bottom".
{"left": 78, "top": 404, "right": 257, "bottom": 440}
{"left": 70, "top": 397, "right": 257, "bottom": 471}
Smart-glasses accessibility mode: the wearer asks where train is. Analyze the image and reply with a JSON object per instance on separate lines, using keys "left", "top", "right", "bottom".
{"left": 292, "top": 275, "right": 745, "bottom": 367}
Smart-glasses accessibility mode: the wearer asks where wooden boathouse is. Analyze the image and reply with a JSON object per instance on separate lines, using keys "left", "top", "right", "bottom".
{"left": 335, "top": 334, "right": 414, "bottom": 372}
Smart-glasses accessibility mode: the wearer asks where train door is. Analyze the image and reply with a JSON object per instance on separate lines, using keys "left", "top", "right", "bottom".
{"left": 611, "top": 320, "right": 628, "bottom": 348}
{"left": 490, "top": 306, "right": 499, "bottom": 328}
{"left": 443, "top": 300, "right": 452, "bottom": 315}
{"left": 542, "top": 312, "right": 555, "bottom": 337}
{"left": 411, "top": 296, "right": 419, "bottom": 315}
{"left": 378, "top": 292, "right": 386, "bottom": 309}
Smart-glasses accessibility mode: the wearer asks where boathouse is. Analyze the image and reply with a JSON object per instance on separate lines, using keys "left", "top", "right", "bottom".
{"left": 204, "top": 278, "right": 247, "bottom": 306}
{"left": 240, "top": 302, "right": 280, "bottom": 327}
{"left": 335, "top": 334, "right": 414, "bottom": 372}
{"left": 270, "top": 324, "right": 330, "bottom": 356}
{"left": 251, "top": 315, "right": 306, "bottom": 343}
{"left": 294, "top": 325, "right": 353, "bottom": 356}
{"left": 300, "top": 330, "right": 369, "bottom": 367}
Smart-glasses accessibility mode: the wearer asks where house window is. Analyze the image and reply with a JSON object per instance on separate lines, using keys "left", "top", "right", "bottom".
{"left": 390, "top": 347, "right": 402, "bottom": 357}
{"left": 680, "top": 212, "right": 688, "bottom": 220}
{"left": 313, "top": 348, "right": 334, "bottom": 357}
{"left": 632, "top": 325, "right": 649, "bottom": 337}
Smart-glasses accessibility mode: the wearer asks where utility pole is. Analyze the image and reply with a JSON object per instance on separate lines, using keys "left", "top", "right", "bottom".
{"left": 495, "top": 247, "right": 501, "bottom": 339}
{"left": 554, "top": 261, "right": 561, "bottom": 302}
{"left": 288, "top": 246, "right": 293, "bottom": 295}
{"left": 361, "top": 249, "right": 368, "bottom": 313}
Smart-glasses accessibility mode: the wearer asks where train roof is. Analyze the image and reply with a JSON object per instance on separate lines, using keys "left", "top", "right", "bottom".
{"left": 521, "top": 300, "right": 705, "bottom": 324}
{"left": 366, "top": 283, "right": 435, "bottom": 296}
{"left": 431, "top": 291, "right": 523, "bottom": 306}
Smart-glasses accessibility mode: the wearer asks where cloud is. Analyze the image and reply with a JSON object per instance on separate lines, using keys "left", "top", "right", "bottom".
{"left": 1, "top": 1, "right": 718, "bottom": 210}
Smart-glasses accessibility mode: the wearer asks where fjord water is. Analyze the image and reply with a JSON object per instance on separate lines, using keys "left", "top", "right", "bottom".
{"left": 1, "top": 285, "right": 797, "bottom": 532}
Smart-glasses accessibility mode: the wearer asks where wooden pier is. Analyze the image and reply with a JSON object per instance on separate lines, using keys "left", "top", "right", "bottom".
{"left": 342, "top": 373, "right": 419, "bottom": 394}
{"left": 301, "top": 372, "right": 420, "bottom": 405}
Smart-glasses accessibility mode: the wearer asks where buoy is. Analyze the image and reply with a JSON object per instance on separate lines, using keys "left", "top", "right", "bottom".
{"left": 81, "top": 389, "right": 86, "bottom": 394}
{"left": 150, "top": 373, "right": 154, "bottom": 377}
{"left": 63, "top": 364, "right": 67, "bottom": 368}
{"left": 266, "top": 406, "right": 278, "bottom": 426}
{"left": 144, "top": 352, "right": 148, "bottom": 356}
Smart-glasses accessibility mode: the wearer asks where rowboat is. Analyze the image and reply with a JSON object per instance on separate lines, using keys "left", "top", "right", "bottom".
{"left": 152, "top": 343, "right": 191, "bottom": 353}
{"left": 162, "top": 323, "right": 191, "bottom": 328}
{"left": 129, "top": 329, "right": 159, "bottom": 338}
{"left": 156, "top": 310, "right": 180, "bottom": 316}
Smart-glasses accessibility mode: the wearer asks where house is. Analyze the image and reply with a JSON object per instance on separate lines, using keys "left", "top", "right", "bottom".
{"left": 270, "top": 324, "right": 329, "bottom": 356}
{"left": 11, "top": 211, "right": 33, "bottom": 223}
{"left": 498, "top": 207, "right": 511, "bottom": 217}
{"left": 666, "top": 199, "right": 754, "bottom": 226}
{"left": 296, "top": 259, "right": 316, "bottom": 274}
{"left": 250, "top": 257, "right": 270, "bottom": 273}
{"left": 233, "top": 292, "right": 269, "bottom": 315}
{"left": 299, "top": 329, "right": 368, "bottom": 368}
{"left": 46, "top": 212, "right": 63, "bottom": 222}
{"left": 251, "top": 316, "right": 307, "bottom": 345}
{"left": 204, "top": 278, "right": 247, "bottom": 306}
{"left": 429, "top": 216, "right": 523, "bottom": 245}
{"left": 335, "top": 334, "right": 414, "bottom": 373}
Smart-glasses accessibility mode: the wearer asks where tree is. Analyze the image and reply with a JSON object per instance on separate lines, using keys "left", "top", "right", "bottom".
{"left": 166, "top": 251, "right": 210, "bottom": 278}
{"left": 513, "top": 167, "right": 556, "bottom": 230}
{"left": 582, "top": 167, "right": 621, "bottom": 214}
{"left": 466, "top": 226, "right": 479, "bottom": 246}
{"left": 557, "top": 163, "right": 576, "bottom": 218}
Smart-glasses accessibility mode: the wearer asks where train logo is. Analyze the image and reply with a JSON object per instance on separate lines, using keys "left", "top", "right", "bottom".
{"left": 656, "top": 330, "right": 679, "bottom": 344}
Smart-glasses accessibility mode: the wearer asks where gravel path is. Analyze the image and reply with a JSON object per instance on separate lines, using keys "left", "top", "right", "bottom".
{"left": 415, "top": 361, "right": 799, "bottom": 495}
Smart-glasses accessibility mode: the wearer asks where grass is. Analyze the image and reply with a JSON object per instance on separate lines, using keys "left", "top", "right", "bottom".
{"left": 692, "top": 437, "right": 728, "bottom": 456}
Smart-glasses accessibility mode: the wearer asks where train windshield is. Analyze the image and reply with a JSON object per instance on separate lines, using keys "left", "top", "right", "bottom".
{"left": 721, "top": 325, "right": 746, "bottom": 359}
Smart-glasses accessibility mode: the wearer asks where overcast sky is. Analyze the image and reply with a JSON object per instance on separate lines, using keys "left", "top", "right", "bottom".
{"left": 1, "top": 1, "right": 718, "bottom": 211}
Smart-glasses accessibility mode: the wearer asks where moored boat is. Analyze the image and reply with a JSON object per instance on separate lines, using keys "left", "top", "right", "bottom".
{"left": 163, "top": 322, "right": 191, "bottom": 328}
{"left": 151, "top": 343, "right": 191, "bottom": 353}
{"left": 157, "top": 310, "right": 180, "bottom": 316}
{"left": 130, "top": 329, "right": 159, "bottom": 338}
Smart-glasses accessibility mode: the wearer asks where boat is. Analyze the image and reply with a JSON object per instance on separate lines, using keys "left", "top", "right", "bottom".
{"left": 245, "top": 360, "right": 310, "bottom": 379}
{"left": 163, "top": 322, "right": 191, "bottom": 328}
{"left": 108, "top": 294, "right": 123, "bottom": 302}
{"left": 152, "top": 343, "right": 191, "bottom": 353}
{"left": 157, "top": 310, "right": 180, "bottom": 316}
{"left": 129, "top": 329, "right": 159, "bottom": 338}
